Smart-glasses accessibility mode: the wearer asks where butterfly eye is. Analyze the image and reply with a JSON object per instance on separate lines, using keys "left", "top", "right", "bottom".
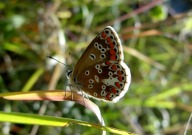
{"left": 66, "top": 70, "right": 72, "bottom": 78}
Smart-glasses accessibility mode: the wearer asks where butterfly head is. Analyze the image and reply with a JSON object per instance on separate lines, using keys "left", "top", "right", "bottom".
{"left": 66, "top": 69, "right": 72, "bottom": 79}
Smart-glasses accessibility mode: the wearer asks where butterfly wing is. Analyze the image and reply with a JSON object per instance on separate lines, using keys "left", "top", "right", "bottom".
{"left": 71, "top": 26, "right": 131, "bottom": 102}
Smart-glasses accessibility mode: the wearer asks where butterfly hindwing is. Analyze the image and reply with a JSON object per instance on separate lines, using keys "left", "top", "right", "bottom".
{"left": 76, "top": 60, "right": 130, "bottom": 102}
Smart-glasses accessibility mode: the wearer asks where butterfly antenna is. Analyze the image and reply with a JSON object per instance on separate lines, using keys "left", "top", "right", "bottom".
{"left": 47, "top": 55, "right": 71, "bottom": 70}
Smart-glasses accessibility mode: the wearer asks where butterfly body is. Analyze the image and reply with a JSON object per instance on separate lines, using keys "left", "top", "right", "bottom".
{"left": 68, "top": 26, "right": 131, "bottom": 102}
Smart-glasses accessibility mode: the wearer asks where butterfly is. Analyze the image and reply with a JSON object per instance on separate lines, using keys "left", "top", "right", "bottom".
{"left": 67, "top": 26, "right": 131, "bottom": 102}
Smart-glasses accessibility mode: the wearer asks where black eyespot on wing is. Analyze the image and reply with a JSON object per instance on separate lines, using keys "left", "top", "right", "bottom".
{"left": 105, "top": 29, "right": 110, "bottom": 34}
{"left": 113, "top": 41, "right": 117, "bottom": 46}
{"left": 117, "top": 64, "right": 120, "bottom": 68}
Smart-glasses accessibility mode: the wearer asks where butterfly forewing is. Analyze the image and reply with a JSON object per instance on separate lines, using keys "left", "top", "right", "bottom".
{"left": 70, "top": 26, "right": 131, "bottom": 102}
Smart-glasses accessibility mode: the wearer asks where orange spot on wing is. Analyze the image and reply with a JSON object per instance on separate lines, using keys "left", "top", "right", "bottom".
{"left": 105, "top": 61, "right": 111, "bottom": 65}
{"left": 115, "top": 82, "right": 121, "bottom": 88}
{"left": 107, "top": 37, "right": 112, "bottom": 43}
{"left": 110, "top": 55, "right": 116, "bottom": 60}
{"left": 118, "top": 76, "right": 123, "bottom": 81}
{"left": 111, "top": 64, "right": 117, "bottom": 70}
{"left": 105, "top": 93, "right": 111, "bottom": 100}
{"left": 101, "top": 32, "right": 107, "bottom": 38}
{"left": 117, "top": 70, "right": 122, "bottom": 75}
{"left": 109, "top": 49, "right": 116, "bottom": 55}
{"left": 109, "top": 42, "right": 114, "bottom": 49}
{"left": 111, "top": 87, "right": 117, "bottom": 94}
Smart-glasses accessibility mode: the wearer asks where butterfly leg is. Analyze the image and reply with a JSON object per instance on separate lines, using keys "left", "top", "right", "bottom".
{"left": 65, "top": 83, "right": 73, "bottom": 100}
{"left": 79, "top": 89, "right": 86, "bottom": 106}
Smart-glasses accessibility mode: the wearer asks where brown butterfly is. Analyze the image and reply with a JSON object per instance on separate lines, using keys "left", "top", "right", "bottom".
{"left": 67, "top": 26, "right": 131, "bottom": 102}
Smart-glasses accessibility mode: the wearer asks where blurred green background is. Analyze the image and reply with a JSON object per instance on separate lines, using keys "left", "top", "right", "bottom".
{"left": 0, "top": 0, "right": 192, "bottom": 135}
